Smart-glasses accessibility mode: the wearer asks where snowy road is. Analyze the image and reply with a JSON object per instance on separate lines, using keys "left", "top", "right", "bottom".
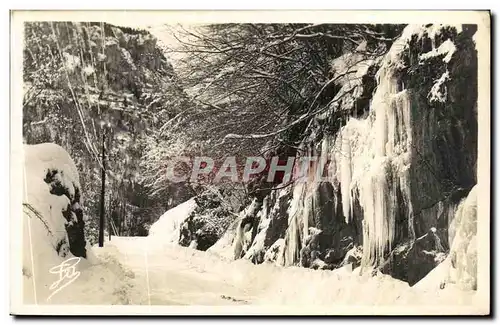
{"left": 99, "top": 237, "right": 257, "bottom": 305}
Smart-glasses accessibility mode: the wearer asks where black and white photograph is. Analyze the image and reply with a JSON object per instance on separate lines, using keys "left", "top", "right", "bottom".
{"left": 9, "top": 10, "right": 491, "bottom": 315}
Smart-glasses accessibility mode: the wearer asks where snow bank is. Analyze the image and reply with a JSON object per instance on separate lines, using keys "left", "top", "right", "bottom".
{"left": 448, "top": 186, "right": 478, "bottom": 290}
{"left": 208, "top": 198, "right": 261, "bottom": 260}
{"left": 23, "top": 244, "right": 140, "bottom": 305}
{"left": 22, "top": 143, "right": 137, "bottom": 304}
{"left": 256, "top": 263, "right": 476, "bottom": 307}
{"left": 148, "top": 198, "right": 197, "bottom": 246}
{"left": 208, "top": 217, "right": 240, "bottom": 260}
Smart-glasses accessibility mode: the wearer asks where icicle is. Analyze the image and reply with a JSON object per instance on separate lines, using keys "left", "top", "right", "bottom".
{"left": 284, "top": 212, "right": 301, "bottom": 266}
{"left": 386, "top": 98, "right": 398, "bottom": 156}
{"left": 283, "top": 184, "right": 306, "bottom": 266}
{"left": 373, "top": 69, "right": 390, "bottom": 157}
{"left": 340, "top": 126, "right": 352, "bottom": 222}
{"left": 319, "top": 137, "right": 331, "bottom": 183}
{"left": 326, "top": 140, "right": 337, "bottom": 184}
{"left": 303, "top": 192, "right": 310, "bottom": 246}
{"left": 359, "top": 158, "right": 394, "bottom": 265}
{"left": 351, "top": 55, "right": 411, "bottom": 266}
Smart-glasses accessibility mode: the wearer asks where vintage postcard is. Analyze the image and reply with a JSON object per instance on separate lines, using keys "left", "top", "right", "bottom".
{"left": 10, "top": 10, "right": 490, "bottom": 316}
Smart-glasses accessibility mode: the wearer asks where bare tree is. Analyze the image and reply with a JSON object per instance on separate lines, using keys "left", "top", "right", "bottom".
{"left": 141, "top": 23, "right": 403, "bottom": 199}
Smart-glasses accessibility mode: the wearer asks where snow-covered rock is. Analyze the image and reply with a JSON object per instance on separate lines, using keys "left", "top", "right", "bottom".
{"left": 22, "top": 143, "right": 138, "bottom": 304}
{"left": 23, "top": 143, "right": 86, "bottom": 261}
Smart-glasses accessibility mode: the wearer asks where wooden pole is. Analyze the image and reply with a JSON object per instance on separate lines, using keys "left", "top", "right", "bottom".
{"left": 98, "top": 129, "right": 106, "bottom": 247}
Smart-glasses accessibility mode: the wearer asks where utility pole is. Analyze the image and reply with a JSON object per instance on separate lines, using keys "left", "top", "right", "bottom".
{"left": 98, "top": 128, "right": 106, "bottom": 247}
{"left": 108, "top": 207, "right": 111, "bottom": 241}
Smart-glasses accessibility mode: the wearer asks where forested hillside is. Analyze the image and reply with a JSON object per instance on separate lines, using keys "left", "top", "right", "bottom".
{"left": 23, "top": 22, "right": 195, "bottom": 243}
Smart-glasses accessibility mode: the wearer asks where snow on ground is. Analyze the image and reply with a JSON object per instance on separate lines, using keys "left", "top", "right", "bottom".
{"left": 95, "top": 235, "right": 479, "bottom": 309}
{"left": 101, "top": 187, "right": 480, "bottom": 309}
{"left": 23, "top": 245, "right": 141, "bottom": 305}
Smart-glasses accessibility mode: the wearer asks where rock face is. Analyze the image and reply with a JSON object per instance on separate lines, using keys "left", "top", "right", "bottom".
{"left": 212, "top": 24, "right": 478, "bottom": 287}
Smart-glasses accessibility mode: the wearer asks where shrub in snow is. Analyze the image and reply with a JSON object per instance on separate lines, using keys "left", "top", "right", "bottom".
{"left": 62, "top": 52, "right": 81, "bottom": 72}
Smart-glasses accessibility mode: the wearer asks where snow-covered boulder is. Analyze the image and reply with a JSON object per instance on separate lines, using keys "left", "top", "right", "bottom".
{"left": 413, "top": 185, "right": 477, "bottom": 291}
{"left": 23, "top": 143, "right": 86, "bottom": 259}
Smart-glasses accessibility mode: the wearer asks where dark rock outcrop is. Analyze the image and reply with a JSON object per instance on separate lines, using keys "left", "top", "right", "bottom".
{"left": 44, "top": 169, "right": 86, "bottom": 258}
{"left": 380, "top": 228, "right": 447, "bottom": 285}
